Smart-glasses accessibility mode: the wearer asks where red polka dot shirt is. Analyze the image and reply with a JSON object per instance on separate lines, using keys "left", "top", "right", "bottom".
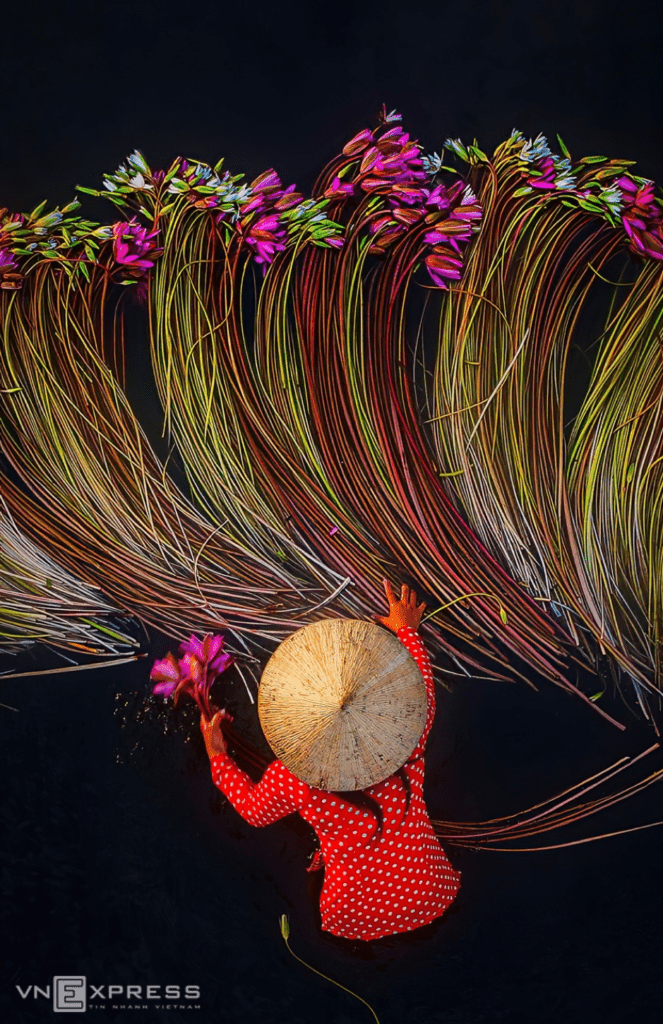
{"left": 209, "top": 626, "right": 461, "bottom": 941}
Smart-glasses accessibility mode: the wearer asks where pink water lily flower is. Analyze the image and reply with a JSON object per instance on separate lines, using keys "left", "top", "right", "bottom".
{"left": 150, "top": 652, "right": 181, "bottom": 697}
{"left": 424, "top": 251, "right": 464, "bottom": 287}
{"left": 342, "top": 128, "right": 373, "bottom": 157}
{"left": 151, "top": 632, "right": 235, "bottom": 720}
{"left": 324, "top": 176, "right": 356, "bottom": 200}
{"left": 179, "top": 633, "right": 235, "bottom": 674}
{"left": 0, "top": 248, "right": 23, "bottom": 290}
{"left": 251, "top": 169, "right": 283, "bottom": 196}
{"left": 112, "top": 218, "right": 162, "bottom": 275}
{"left": 244, "top": 213, "right": 287, "bottom": 266}
{"left": 616, "top": 175, "right": 663, "bottom": 260}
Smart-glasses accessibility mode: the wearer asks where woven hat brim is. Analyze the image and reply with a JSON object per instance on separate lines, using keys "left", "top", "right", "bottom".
{"left": 258, "top": 618, "right": 427, "bottom": 790}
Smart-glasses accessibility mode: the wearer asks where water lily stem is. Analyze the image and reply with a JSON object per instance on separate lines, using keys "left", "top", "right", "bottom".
{"left": 280, "top": 918, "right": 380, "bottom": 1024}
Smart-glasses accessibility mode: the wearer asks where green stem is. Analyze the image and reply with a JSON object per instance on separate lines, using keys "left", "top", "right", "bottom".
{"left": 280, "top": 918, "right": 380, "bottom": 1024}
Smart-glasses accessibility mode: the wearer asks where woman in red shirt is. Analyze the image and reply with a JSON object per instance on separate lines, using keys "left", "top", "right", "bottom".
{"left": 200, "top": 581, "right": 461, "bottom": 942}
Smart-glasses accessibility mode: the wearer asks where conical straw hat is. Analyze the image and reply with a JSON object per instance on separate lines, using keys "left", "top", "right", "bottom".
{"left": 258, "top": 618, "right": 427, "bottom": 791}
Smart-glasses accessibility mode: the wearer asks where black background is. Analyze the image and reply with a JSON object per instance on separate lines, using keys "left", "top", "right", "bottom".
{"left": 2, "top": 2, "right": 663, "bottom": 1022}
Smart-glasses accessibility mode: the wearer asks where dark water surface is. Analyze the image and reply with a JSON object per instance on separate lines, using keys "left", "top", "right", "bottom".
{"left": 1, "top": 645, "right": 662, "bottom": 1024}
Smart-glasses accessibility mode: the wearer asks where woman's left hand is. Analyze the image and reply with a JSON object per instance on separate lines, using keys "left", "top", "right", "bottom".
{"left": 200, "top": 710, "right": 230, "bottom": 759}
{"left": 374, "top": 579, "right": 427, "bottom": 633}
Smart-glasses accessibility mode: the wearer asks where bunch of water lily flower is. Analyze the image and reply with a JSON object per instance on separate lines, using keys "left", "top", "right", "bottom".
{"left": 0, "top": 112, "right": 660, "bottom": 305}
{"left": 447, "top": 129, "right": 663, "bottom": 261}
{"left": 78, "top": 150, "right": 344, "bottom": 272}
{"left": 519, "top": 134, "right": 663, "bottom": 257}
{"left": 0, "top": 200, "right": 112, "bottom": 286}
{"left": 231, "top": 168, "right": 343, "bottom": 268}
{"left": 321, "top": 107, "right": 483, "bottom": 289}
{"left": 150, "top": 633, "right": 235, "bottom": 721}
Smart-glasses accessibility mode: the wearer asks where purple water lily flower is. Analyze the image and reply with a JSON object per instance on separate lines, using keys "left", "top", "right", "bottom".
{"left": 616, "top": 175, "right": 663, "bottom": 260}
{"left": 241, "top": 194, "right": 267, "bottom": 216}
{"left": 151, "top": 632, "right": 235, "bottom": 721}
{"left": 389, "top": 184, "right": 426, "bottom": 207}
{"left": 342, "top": 128, "right": 374, "bottom": 157}
{"left": 391, "top": 205, "right": 424, "bottom": 227}
{"left": 374, "top": 126, "right": 411, "bottom": 152}
{"left": 150, "top": 652, "right": 181, "bottom": 697}
{"left": 251, "top": 169, "right": 283, "bottom": 196}
{"left": 179, "top": 633, "right": 234, "bottom": 674}
{"left": 368, "top": 217, "right": 406, "bottom": 254}
{"left": 358, "top": 147, "right": 382, "bottom": 175}
{"left": 274, "top": 184, "right": 303, "bottom": 211}
{"left": 0, "top": 248, "right": 23, "bottom": 290}
{"left": 424, "top": 251, "right": 464, "bottom": 288}
{"left": 247, "top": 215, "right": 287, "bottom": 264}
{"left": 422, "top": 185, "right": 452, "bottom": 213}
{"left": 112, "top": 218, "right": 162, "bottom": 276}
{"left": 370, "top": 213, "right": 398, "bottom": 234}
{"left": 453, "top": 189, "right": 483, "bottom": 221}
{"left": 527, "top": 155, "right": 557, "bottom": 191}
{"left": 424, "top": 218, "right": 473, "bottom": 248}
{"left": 324, "top": 176, "right": 356, "bottom": 200}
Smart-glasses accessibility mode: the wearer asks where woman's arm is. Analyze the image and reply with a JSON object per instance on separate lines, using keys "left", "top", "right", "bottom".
{"left": 210, "top": 755, "right": 310, "bottom": 826}
{"left": 397, "top": 626, "right": 435, "bottom": 760}
{"left": 374, "top": 580, "right": 434, "bottom": 759}
{"left": 201, "top": 712, "right": 310, "bottom": 826}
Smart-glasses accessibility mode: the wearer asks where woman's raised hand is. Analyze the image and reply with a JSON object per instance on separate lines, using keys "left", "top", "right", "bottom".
{"left": 373, "top": 579, "right": 426, "bottom": 634}
{"left": 200, "top": 709, "right": 231, "bottom": 759}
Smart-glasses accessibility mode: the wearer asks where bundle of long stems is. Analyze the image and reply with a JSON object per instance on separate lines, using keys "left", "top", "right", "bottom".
{"left": 2, "top": 117, "right": 662, "bottom": 720}
{"left": 0, "top": 260, "right": 347, "bottom": 677}
{"left": 0, "top": 490, "right": 137, "bottom": 657}
{"left": 428, "top": 132, "right": 663, "bottom": 712}
{"left": 433, "top": 742, "right": 663, "bottom": 851}
{"left": 568, "top": 263, "right": 663, "bottom": 716}
{"left": 146, "top": 153, "right": 576, "bottom": 705}
{"left": 1, "top": 116, "right": 663, "bottom": 844}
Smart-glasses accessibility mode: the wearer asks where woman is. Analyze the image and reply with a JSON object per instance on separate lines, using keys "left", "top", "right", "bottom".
{"left": 200, "top": 580, "right": 461, "bottom": 942}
